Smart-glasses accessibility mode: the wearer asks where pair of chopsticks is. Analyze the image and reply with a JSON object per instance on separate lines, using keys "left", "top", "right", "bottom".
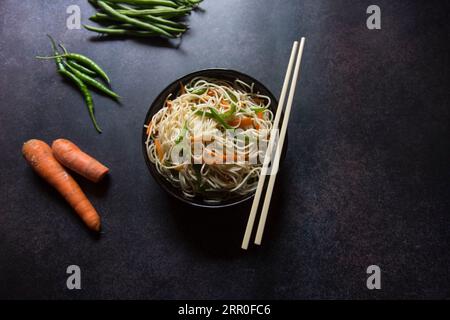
{"left": 241, "top": 38, "right": 306, "bottom": 250}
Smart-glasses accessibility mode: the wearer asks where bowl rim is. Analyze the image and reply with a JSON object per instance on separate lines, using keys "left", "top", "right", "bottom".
{"left": 141, "top": 68, "right": 283, "bottom": 208}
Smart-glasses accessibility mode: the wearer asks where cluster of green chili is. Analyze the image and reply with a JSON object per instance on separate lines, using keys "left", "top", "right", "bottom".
{"left": 37, "top": 36, "right": 119, "bottom": 133}
{"left": 85, "top": 0, "right": 202, "bottom": 38}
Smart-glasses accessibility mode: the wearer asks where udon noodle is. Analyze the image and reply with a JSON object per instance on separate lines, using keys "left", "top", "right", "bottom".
{"left": 145, "top": 77, "right": 274, "bottom": 202}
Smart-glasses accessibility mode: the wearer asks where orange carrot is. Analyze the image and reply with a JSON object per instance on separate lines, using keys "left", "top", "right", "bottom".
{"left": 22, "top": 139, "right": 101, "bottom": 232}
{"left": 255, "top": 112, "right": 264, "bottom": 130}
{"left": 228, "top": 116, "right": 254, "bottom": 128}
{"left": 146, "top": 121, "right": 153, "bottom": 136}
{"left": 52, "top": 139, "right": 109, "bottom": 183}
{"left": 240, "top": 117, "right": 254, "bottom": 126}
{"left": 220, "top": 99, "right": 230, "bottom": 110}
{"left": 154, "top": 139, "right": 164, "bottom": 161}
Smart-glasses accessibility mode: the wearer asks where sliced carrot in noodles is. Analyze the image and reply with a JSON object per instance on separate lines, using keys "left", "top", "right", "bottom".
{"left": 146, "top": 121, "right": 153, "bottom": 135}
{"left": 228, "top": 117, "right": 254, "bottom": 127}
{"left": 154, "top": 139, "right": 164, "bottom": 161}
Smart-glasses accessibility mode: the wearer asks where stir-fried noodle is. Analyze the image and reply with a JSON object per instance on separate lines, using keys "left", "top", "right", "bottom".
{"left": 145, "top": 77, "right": 274, "bottom": 200}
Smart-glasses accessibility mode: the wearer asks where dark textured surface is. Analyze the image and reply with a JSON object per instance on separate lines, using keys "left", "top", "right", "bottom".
{"left": 0, "top": 0, "right": 449, "bottom": 299}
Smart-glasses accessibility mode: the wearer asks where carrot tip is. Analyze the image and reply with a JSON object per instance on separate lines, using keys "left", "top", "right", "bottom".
{"left": 92, "top": 222, "right": 101, "bottom": 232}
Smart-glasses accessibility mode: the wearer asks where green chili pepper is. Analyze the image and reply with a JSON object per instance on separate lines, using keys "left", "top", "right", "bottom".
{"left": 189, "top": 87, "right": 207, "bottom": 95}
{"left": 57, "top": 44, "right": 98, "bottom": 78}
{"left": 65, "top": 60, "right": 97, "bottom": 77}
{"left": 64, "top": 62, "right": 120, "bottom": 101}
{"left": 250, "top": 106, "right": 268, "bottom": 113}
{"left": 59, "top": 69, "right": 102, "bottom": 133}
{"left": 46, "top": 35, "right": 64, "bottom": 70}
{"left": 221, "top": 102, "right": 236, "bottom": 120}
{"left": 221, "top": 90, "right": 238, "bottom": 119}
{"left": 195, "top": 108, "right": 232, "bottom": 129}
{"left": 42, "top": 36, "right": 102, "bottom": 133}
{"left": 64, "top": 53, "right": 111, "bottom": 83}
{"left": 37, "top": 52, "right": 112, "bottom": 84}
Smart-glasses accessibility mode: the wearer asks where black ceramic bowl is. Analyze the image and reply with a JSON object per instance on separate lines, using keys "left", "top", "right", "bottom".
{"left": 142, "top": 69, "right": 286, "bottom": 208}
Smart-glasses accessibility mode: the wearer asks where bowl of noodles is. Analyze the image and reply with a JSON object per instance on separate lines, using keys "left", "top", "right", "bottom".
{"left": 142, "top": 69, "right": 286, "bottom": 208}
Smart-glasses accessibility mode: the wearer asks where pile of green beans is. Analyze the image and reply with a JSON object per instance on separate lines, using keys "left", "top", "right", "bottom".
{"left": 85, "top": 0, "right": 202, "bottom": 38}
{"left": 38, "top": 36, "right": 119, "bottom": 133}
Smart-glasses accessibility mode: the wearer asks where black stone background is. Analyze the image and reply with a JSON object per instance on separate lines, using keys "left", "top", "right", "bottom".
{"left": 0, "top": 0, "right": 448, "bottom": 299}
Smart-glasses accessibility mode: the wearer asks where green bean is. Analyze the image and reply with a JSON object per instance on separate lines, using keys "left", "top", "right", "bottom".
{"left": 107, "top": 23, "right": 142, "bottom": 30}
{"left": 175, "top": 0, "right": 202, "bottom": 5}
{"left": 104, "top": 0, "right": 178, "bottom": 8}
{"left": 112, "top": 8, "right": 188, "bottom": 28}
{"left": 91, "top": 13, "right": 186, "bottom": 32}
{"left": 116, "top": 7, "right": 191, "bottom": 17}
{"left": 84, "top": 24, "right": 157, "bottom": 37}
{"left": 103, "top": 1, "right": 132, "bottom": 10}
{"left": 90, "top": 0, "right": 127, "bottom": 8}
{"left": 131, "top": 13, "right": 186, "bottom": 29}
{"left": 142, "top": 14, "right": 187, "bottom": 28}
{"left": 152, "top": 22, "right": 186, "bottom": 34}
{"left": 88, "top": 0, "right": 101, "bottom": 7}
{"left": 97, "top": 1, "right": 175, "bottom": 38}
{"left": 87, "top": 0, "right": 200, "bottom": 39}
{"left": 149, "top": 11, "right": 191, "bottom": 19}
{"left": 64, "top": 62, "right": 120, "bottom": 101}
{"left": 59, "top": 68, "right": 102, "bottom": 133}
{"left": 89, "top": 14, "right": 113, "bottom": 23}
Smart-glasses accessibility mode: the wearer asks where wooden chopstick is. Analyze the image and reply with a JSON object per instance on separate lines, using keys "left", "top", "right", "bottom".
{"left": 241, "top": 40, "right": 300, "bottom": 250}
{"left": 254, "top": 37, "right": 306, "bottom": 245}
